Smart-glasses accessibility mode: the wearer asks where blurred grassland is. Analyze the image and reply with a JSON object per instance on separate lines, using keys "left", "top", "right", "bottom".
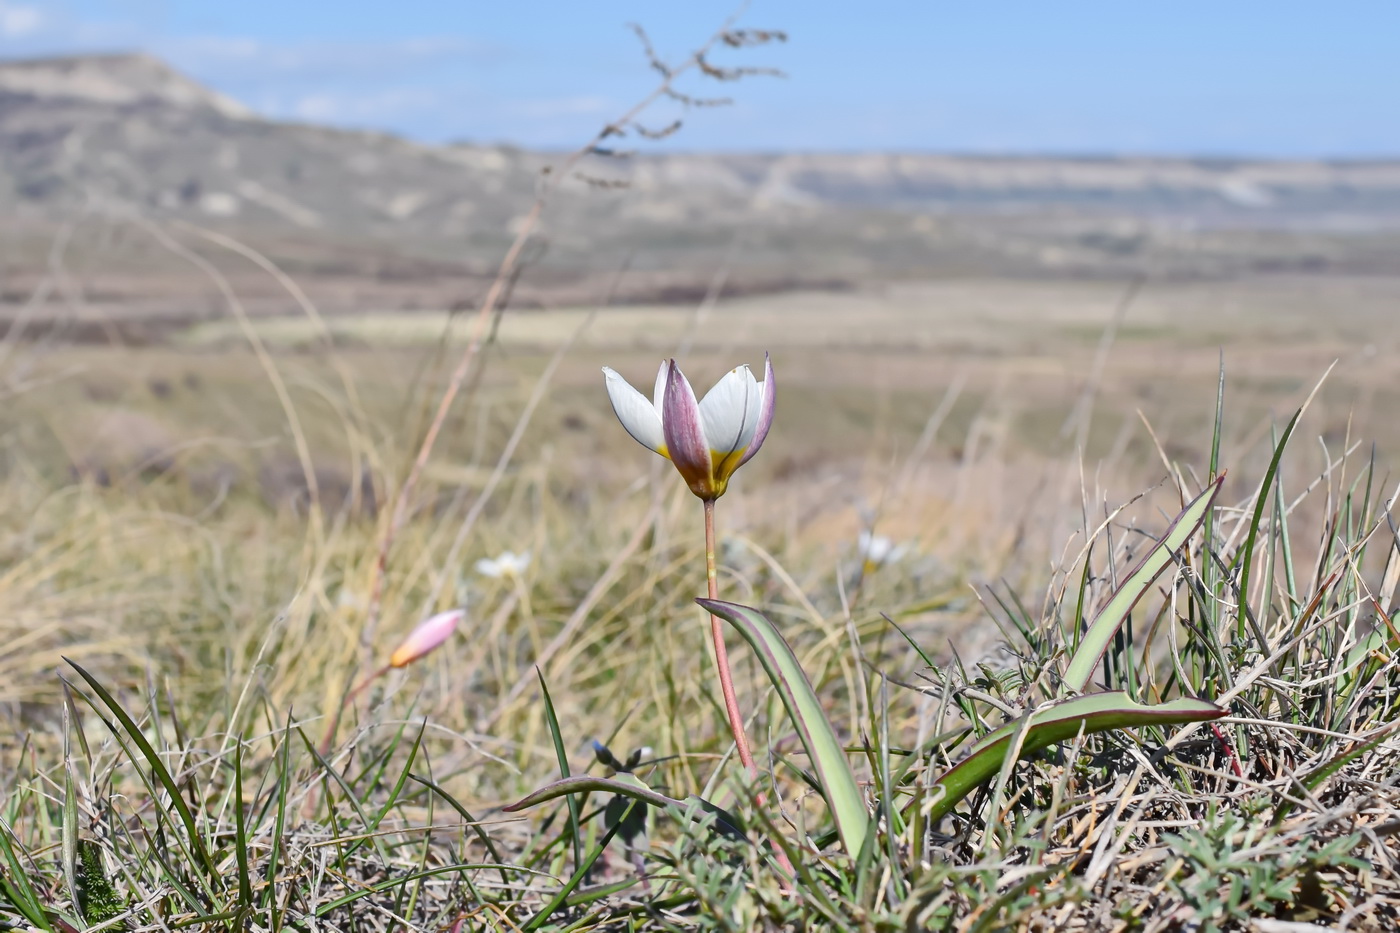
{"left": 1, "top": 273, "right": 1397, "bottom": 818}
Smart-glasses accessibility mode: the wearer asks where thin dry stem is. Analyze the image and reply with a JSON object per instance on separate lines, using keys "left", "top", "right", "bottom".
{"left": 317, "top": 663, "right": 390, "bottom": 757}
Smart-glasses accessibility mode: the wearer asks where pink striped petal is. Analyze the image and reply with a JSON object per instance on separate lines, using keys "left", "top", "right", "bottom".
{"left": 661, "top": 359, "right": 715, "bottom": 498}
{"left": 736, "top": 352, "right": 775, "bottom": 469}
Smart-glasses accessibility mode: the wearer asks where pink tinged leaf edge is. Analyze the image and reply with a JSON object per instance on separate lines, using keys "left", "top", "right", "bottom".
{"left": 697, "top": 597, "right": 869, "bottom": 857}
{"left": 661, "top": 359, "right": 716, "bottom": 498}
{"left": 736, "top": 352, "right": 775, "bottom": 470}
{"left": 924, "top": 692, "right": 1226, "bottom": 823}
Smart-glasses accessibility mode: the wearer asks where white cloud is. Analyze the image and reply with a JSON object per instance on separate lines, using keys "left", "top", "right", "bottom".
{"left": 0, "top": 2, "right": 43, "bottom": 38}
{"left": 264, "top": 87, "right": 453, "bottom": 125}
{"left": 288, "top": 93, "right": 342, "bottom": 122}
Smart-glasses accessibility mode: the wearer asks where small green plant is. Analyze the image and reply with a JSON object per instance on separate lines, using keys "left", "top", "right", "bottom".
{"left": 75, "top": 839, "right": 126, "bottom": 929}
{"left": 1163, "top": 808, "right": 1367, "bottom": 931}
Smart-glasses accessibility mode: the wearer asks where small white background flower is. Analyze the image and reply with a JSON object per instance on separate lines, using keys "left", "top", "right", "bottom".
{"left": 475, "top": 550, "right": 531, "bottom": 579}
{"left": 858, "top": 531, "right": 910, "bottom": 567}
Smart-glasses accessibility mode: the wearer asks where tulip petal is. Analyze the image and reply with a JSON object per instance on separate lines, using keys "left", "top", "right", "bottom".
{"left": 662, "top": 360, "right": 715, "bottom": 497}
{"left": 736, "top": 353, "right": 775, "bottom": 469}
{"left": 652, "top": 360, "right": 668, "bottom": 412}
{"left": 698, "top": 365, "right": 760, "bottom": 456}
{"left": 604, "top": 366, "right": 667, "bottom": 456}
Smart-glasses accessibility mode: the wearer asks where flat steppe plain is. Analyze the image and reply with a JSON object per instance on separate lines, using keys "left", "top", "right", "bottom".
{"left": 10, "top": 271, "right": 1393, "bottom": 581}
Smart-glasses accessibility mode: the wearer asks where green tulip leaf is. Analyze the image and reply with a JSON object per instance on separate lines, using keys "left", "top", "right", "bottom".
{"left": 698, "top": 598, "right": 869, "bottom": 858}
{"left": 925, "top": 691, "right": 1225, "bottom": 822}
{"left": 1064, "top": 476, "right": 1225, "bottom": 692}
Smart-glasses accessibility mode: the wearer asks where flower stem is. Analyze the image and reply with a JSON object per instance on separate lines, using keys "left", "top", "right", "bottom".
{"left": 704, "top": 499, "right": 794, "bottom": 883}
{"left": 318, "top": 664, "right": 389, "bottom": 757}
{"left": 704, "top": 497, "right": 758, "bottom": 779}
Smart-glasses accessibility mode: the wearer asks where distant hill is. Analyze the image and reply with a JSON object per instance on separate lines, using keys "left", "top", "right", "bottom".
{"left": 0, "top": 51, "right": 251, "bottom": 117}
{"left": 3, "top": 52, "right": 1399, "bottom": 317}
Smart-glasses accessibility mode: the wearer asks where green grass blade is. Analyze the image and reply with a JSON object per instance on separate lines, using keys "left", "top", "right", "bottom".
{"left": 535, "top": 667, "right": 583, "bottom": 870}
{"left": 883, "top": 613, "right": 937, "bottom": 669}
{"left": 697, "top": 598, "right": 869, "bottom": 857}
{"left": 1208, "top": 351, "right": 1225, "bottom": 484}
{"left": 1272, "top": 721, "right": 1400, "bottom": 825}
{"left": 63, "top": 658, "right": 218, "bottom": 881}
{"left": 348, "top": 713, "right": 411, "bottom": 796}
{"left": 60, "top": 694, "right": 80, "bottom": 917}
{"left": 1070, "top": 543, "right": 1094, "bottom": 656}
{"left": 1203, "top": 354, "right": 1226, "bottom": 622}
{"left": 1064, "top": 476, "right": 1225, "bottom": 692}
{"left": 521, "top": 799, "right": 638, "bottom": 933}
{"left": 1236, "top": 406, "right": 1304, "bottom": 645}
{"left": 925, "top": 692, "right": 1225, "bottom": 822}
{"left": 0, "top": 817, "right": 53, "bottom": 932}
{"left": 367, "top": 719, "right": 426, "bottom": 835}
{"left": 408, "top": 774, "right": 511, "bottom": 885}
{"left": 261, "top": 708, "right": 293, "bottom": 916}
{"left": 295, "top": 727, "right": 395, "bottom": 868}
{"left": 232, "top": 740, "right": 253, "bottom": 909}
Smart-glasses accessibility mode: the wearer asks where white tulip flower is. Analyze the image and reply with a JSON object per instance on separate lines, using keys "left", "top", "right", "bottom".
{"left": 602, "top": 356, "right": 775, "bottom": 501}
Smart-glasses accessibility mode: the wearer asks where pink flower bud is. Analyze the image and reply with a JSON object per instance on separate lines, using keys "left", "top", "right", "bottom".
{"left": 388, "top": 609, "right": 464, "bottom": 668}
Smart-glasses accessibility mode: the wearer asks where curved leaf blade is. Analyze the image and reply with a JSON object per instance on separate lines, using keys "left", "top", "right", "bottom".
{"left": 503, "top": 775, "right": 748, "bottom": 841}
{"left": 697, "top": 598, "right": 869, "bottom": 857}
{"left": 1064, "top": 476, "right": 1225, "bottom": 692}
{"left": 63, "top": 658, "right": 218, "bottom": 881}
{"left": 926, "top": 692, "right": 1225, "bottom": 822}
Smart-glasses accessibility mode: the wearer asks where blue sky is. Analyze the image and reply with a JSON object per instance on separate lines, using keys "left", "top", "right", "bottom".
{"left": 4, "top": 1, "right": 1398, "bottom": 156}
